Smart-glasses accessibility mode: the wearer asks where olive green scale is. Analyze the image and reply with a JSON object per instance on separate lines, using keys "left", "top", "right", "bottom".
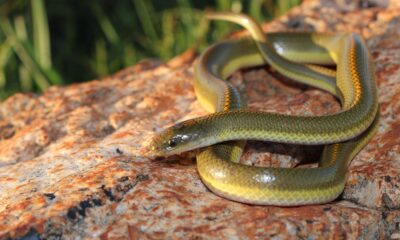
{"left": 152, "top": 12, "right": 379, "bottom": 205}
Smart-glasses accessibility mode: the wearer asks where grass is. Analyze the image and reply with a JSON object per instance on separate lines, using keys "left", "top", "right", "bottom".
{"left": 0, "top": 0, "right": 301, "bottom": 100}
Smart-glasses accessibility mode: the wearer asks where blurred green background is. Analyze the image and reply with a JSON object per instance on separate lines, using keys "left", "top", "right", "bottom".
{"left": 0, "top": 0, "right": 301, "bottom": 100}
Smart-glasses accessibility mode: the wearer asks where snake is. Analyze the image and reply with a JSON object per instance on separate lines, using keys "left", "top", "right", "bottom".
{"left": 151, "top": 12, "right": 379, "bottom": 205}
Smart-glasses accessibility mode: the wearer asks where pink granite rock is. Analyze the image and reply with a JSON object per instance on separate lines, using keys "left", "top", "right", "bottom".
{"left": 1, "top": 0, "right": 400, "bottom": 239}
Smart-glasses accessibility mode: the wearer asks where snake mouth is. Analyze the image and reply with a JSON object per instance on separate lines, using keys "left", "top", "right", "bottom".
{"left": 150, "top": 139, "right": 192, "bottom": 157}
{"left": 150, "top": 129, "right": 216, "bottom": 157}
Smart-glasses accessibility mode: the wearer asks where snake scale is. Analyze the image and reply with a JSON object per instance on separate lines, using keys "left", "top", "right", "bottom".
{"left": 151, "top": 12, "right": 379, "bottom": 206}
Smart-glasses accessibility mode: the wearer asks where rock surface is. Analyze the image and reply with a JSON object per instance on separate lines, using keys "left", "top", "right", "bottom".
{"left": 1, "top": 0, "right": 400, "bottom": 239}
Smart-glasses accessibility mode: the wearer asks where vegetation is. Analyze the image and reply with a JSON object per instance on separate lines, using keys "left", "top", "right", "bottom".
{"left": 0, "top": 0, "right": 301, "bottom": 100}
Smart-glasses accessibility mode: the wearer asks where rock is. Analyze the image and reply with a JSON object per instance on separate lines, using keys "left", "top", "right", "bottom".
{"left": 0, "top": 0, "right": 399, "bottom": 239}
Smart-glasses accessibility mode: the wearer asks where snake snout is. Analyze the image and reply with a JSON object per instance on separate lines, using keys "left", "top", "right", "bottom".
{"left": 150, "top": 132, "right": 170, "bottom": 156}
{"left": 151, "top": 121, "right": 206, "bottom": 156}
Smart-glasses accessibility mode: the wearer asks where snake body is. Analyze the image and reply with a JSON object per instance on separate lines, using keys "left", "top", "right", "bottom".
{"left": 151, "top": 13, "right": 379, "bottom": 205}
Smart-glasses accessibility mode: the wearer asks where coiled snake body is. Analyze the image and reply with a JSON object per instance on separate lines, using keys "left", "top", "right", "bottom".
{"left": 151, "top": 13, "right": 379, "bottom": 206}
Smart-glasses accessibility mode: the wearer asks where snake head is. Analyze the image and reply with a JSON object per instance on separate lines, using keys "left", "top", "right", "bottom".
{"left": 150, "top": 119, "right": 209, "bottom": 156}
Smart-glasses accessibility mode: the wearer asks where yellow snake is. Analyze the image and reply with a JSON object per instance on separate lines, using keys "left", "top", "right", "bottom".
{"left": 151, "top": 12, "right": 379, "bottom": 205}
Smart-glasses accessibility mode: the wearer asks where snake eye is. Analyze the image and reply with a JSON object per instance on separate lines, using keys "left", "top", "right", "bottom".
{"left": 165, "top": 134, "right": 192, "bottom": 151}
{"left": 166, "top": 136, "right": 183, "bottom": 150}
{"left": 168, "top": 138, "right": 178, "bottom": 148}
